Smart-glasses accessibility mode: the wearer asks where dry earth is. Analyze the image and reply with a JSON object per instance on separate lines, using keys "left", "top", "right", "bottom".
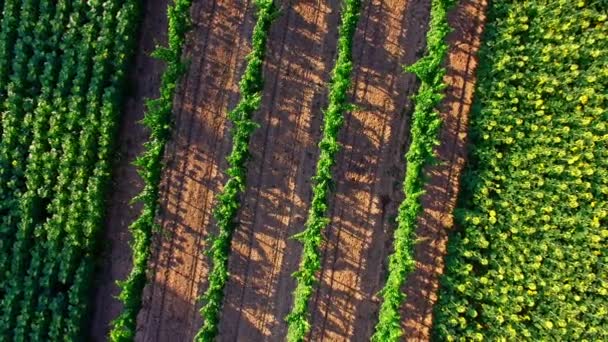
{"left": 218, "top": 0, "right": 338, "bottom": 340}
{"left": 308, "top": 0, "right": 429, "bottom": 340}
{"left": 136, "top": 0, "right": 255, "bottom": 340}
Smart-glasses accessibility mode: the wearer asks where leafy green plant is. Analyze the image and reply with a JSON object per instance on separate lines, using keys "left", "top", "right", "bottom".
{"left": 64, "top": 0, "right": 141, "bottom": 338}
{"left": 0, "top": 0, "right": 41, "bottom": 306}
{"left": 20, "top": 2, "right": 89, "bottom": 339}
{"left": 0, "top": 0, "right": 77, "bottom": 335}
{"left": 371, "top": 0, "right": 454, "bottom": 340}
{"left": 109, "top": 0, "right": 191, "bottom": 340}
{"left": 194, "top": 1, "right": 276, "bottom": 340}
{"left": 285, "top": 1, "right": 361, "bottom": 341}
{"left": 0, "top": 0, "right": 141, "bottom": 339}
{"left": 10, "top": 1, "right": 72, "bottom": 338}
{"left": 0, "top": 0, "right": 21, "bottom": 135}
{"left": 434, "top": 1, "right": 608, "bottom": 341}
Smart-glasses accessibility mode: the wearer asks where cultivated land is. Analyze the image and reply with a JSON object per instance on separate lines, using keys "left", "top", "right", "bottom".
{"left": 138, "top": 0, "right": 253, "bottom": 340}
{"left": 2, "top": 0, "right": 604, "bottom": 341}
{"left": 90, "top": 0, "right": 169, "bottom": 338}
{"left": 91, "top": 0, "right": 487, "bottom": 340}
{"left": 435, "top": 1, "right": 608, "bottom": 340}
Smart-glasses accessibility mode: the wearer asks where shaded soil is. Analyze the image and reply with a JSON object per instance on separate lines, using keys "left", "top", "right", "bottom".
{"left": 400, "top": 0, "right": 488, "bottom": 340}
{"left": 89, "top": 0, "right": 169, "bottom": 339}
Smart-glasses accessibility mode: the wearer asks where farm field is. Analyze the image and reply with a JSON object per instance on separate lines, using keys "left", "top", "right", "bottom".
{"left": 0, "top": 0, "right": 605, "bottom": 342}
{"left": 434, "top": 1, "right": 608, "bottom": 340}
{"left": 0, "top": 0, "right": 139, "bottom": 340}
{"left": 93, "top": 0, "right": 487, "bottom": 340}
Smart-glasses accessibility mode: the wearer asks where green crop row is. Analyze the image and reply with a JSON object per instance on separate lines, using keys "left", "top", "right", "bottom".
{"left": 285, "top": 1, "right": 360, "bottom": 341}
{"left": 193, "top": 1, "right": 276, "bottom": 341}
{"left": 371, "top": 0, "right": 453, "bottom": 341}
{"left": 434, "top": 1, "right": 607, "bottom": 341}
{"left": 0, "top": 0, "right": 41, "bottom": 293}
{"left": 0, "top": 0, "right": 140, "bottom": 339}
{"left": 108, "top": 0, "right": 193, "bottom": 340}
{"left": 5, "top": 0, "right": 93, "bottom": 338}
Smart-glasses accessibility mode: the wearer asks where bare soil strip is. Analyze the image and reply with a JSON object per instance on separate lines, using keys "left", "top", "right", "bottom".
{"left": 400, "top": 0, "right": 488, "bottom": 340}
{"left": 216, "top": 0, "right": 342, "bottom": 340}
{"left": 134, "top": 1, "right": 256, "bottom": 340}
{"left": 307, "top": 1, "right": 433, "bottom": 341}
{"left": 89, "top": 0, "right": 168, "bottom": 339}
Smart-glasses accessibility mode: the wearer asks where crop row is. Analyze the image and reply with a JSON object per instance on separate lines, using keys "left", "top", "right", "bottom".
{"left": 194, "top": 1, "right": 276, "bottom": 340}
{"left": 285, "top": 1, "right": 361, "bottom": 341}
{"left": 0, "top": 0, "right": 140, "bottom": 340}
{"left": 371, "top": 0, "right": 454, "bottom": 341}
{"left": 434, "top": 1, "right": 607, "bottom": 340}
{"left": 0, "top": 0, "right": 41, "bottom": 293}
{"left": 109, "top": 0, "right": 193, "bottom": 340}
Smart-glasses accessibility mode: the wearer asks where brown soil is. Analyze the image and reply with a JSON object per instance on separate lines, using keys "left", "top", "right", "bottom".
{"left": 91, "top": 0, "right": 487, "bottom": 341}
{"left": 89, "top": 0, "right": 169, "bottom": 339}
{"left": 134, "top": 0, "right": 256, "bottom": 341}
{"left": 400, "top": 0, "right": 488, "bottom": 340}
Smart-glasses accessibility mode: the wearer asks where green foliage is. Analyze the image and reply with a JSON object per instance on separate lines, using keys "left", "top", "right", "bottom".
{"left": 0, "top": 0, "right": 45, "bottom": 331}
{"left": 434, "top": 1, "right": 608, "bottom": 341}
{"left": 0, "top": 0, "right": 141, "bottom": 339}
{"left": 371, "top": 0, "right": 453, "bottom": 341}
{"left": 11, "top": 1, "right": 65, "bottom": 339}
{"left": 193, "top": 1, "right": 276, "bottom": 340}
{"left": 0, "top": 0, "right": 20, "bottom": 116}
{"left": 285, "top": 1, "right": 360, "bottom": 341}
{"left": 109, "top": 0, "right": 191, "bottom": 340}
{"left": 21, "top": 2, "right": 87, "bottom": 339}
{"left": 65, "top": 0, "right": 141, "bottom": 337}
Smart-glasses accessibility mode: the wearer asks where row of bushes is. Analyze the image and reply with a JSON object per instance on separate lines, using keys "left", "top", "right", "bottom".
{"left": 371, "top": 0, "right": 454, "bottom": 340}
{"left": 109, "top": 0, "right": 193, "bottom": 340}
{"left": 194, "top": 1, "right": 276, "bottom": 340}
{"left": 285, "top": 1, "right": 361, "bottom": 341}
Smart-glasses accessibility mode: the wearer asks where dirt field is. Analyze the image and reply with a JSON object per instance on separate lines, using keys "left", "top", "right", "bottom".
{"left": 217, "top": 1, "right": 338, "bottom": 340}
{"left": 90, "top": 0, "right": 487, "bottom": 341}
{"left": 307, "top": 0, "right": 429, "bottom": 340}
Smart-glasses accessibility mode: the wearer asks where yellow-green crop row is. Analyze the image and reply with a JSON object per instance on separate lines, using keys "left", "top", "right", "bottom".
{"left": 435, "top": 1, "right": 608, "bottom": 340}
